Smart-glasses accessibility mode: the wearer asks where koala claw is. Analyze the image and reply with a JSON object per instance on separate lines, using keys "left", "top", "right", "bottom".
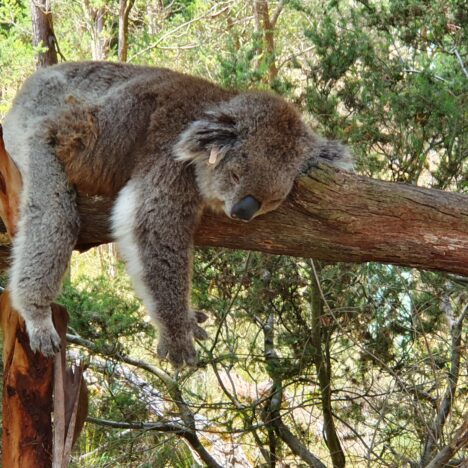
{"left": 26, "top": 319, "right": 61, "bottom": 357}
{"left": 194, "top": 310, "right": 209, "bottom": 324}
{"left": 157, "top": 333, "right": 197, "bottom": 368}
{"left": 157, "top": 311, "right": 209, "bottom": 367}
{"left": 191, "top": 310, "right": 209, "bottom": 341}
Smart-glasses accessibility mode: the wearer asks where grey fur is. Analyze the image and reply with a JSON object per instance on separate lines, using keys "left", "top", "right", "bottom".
{"left": 3, "top": 61, "right": 352, "bottom": 366}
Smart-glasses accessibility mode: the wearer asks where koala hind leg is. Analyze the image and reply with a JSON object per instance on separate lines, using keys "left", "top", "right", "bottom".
{"left": 9, "top": 138, "right": 80, "bottom": 356}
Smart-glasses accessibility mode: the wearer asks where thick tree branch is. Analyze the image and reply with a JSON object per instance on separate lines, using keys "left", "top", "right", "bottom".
{"left": 0, "top": 124, "right": 466, "bottom": 276}
{"left": 1, "top": 164, "right": 465, "bottom": 274}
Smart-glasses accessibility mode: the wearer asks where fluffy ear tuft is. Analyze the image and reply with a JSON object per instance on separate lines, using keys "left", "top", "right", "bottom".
{"left": 301, "top": 138, "right": 354, "bottom": 173}
{"left": 174, "top": 110, "right": 238, "bottom": 165}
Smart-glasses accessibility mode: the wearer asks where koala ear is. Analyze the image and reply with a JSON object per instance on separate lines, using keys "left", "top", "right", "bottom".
{"left": 301, "top": 138, "right": 354, "bottom": 173}
{"left": 174, "top": 111, "right": 238, "bottom": 165}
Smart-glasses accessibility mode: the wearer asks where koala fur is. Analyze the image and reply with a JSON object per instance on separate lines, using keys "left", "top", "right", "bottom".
{"left": 2, "top": 61, "right": 352, "bottom": 366}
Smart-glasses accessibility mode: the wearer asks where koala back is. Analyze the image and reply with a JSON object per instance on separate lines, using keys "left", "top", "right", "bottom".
{"left": 8, "top": 61, "right": 352, "bottom": 208}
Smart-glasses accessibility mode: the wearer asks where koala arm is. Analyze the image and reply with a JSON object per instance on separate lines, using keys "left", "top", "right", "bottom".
{"left": 111, "top": 164, "right": 204, "bottom": 367}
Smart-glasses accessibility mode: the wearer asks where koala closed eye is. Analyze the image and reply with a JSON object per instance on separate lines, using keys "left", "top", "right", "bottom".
{"left": 230, "top": 170, "right": 240, "bottom": 184}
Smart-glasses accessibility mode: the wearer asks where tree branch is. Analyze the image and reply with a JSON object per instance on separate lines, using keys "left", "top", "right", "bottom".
{"left": 270, "top": 0, "right": 286, "bottom": 28}
{"left": 0, "top": 164, "right": 466, "bottom": 274}
{"left": 254, "top": 0, "right": 278, "bottom": 83}
{"left": 425, "top": 416, "right": 468, "bottom": 468}
{"left": 421, "top": 304, "right": 467, "bottom": 465}
{"left": 67, "top": 334, "right": 223, "bottom": 468}
{"left": 309, "top": 261, "right": 345, "bottom": 467}
{"left": 0, "top": 123, "right": 466, "bottom": 275}
{"left": 261, "top": 311, "right": 326, "bottom": 468}
{"left": 118, "top": 0, "right": 135, "bottom": 62}
{"left": 87, "top": 417, "right": 222, "bottom": 468}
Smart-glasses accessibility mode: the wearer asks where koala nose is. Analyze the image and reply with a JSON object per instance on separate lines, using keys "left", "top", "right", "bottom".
{"left": 231, "top": 196, "right": 261, "bottom": 221}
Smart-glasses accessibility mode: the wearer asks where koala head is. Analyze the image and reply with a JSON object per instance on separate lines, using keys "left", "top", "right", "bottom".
{"left": 175, "top": 92, "right": 331, "bottom": 221}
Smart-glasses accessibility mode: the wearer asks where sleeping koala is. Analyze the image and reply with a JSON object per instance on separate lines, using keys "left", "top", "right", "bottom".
{"left": 2, "top": 61, "right": 352, "bottom": 367}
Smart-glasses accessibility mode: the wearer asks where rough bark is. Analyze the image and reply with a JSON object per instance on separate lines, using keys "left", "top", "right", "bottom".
{"left": 30, "top": 0, "right": 58, "bottom": 68}
{"left": 0, "top": 164, "right": 466, "bottom": 274}
{"left": 1, "top": 292, "right": 67, "bottom": 468}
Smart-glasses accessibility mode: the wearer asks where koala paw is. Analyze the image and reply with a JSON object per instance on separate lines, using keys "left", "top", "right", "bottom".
{"left": 191, "top": 310, "right": 209, "bottom": 341}
{"left": 157, "top": 331, "right": 197, "bottom": 368}
{"left": 157, "top": 311, "right": 209, "bottom": 368}
{"left": 25, "top": 316, "right": 61, "bottom": 357}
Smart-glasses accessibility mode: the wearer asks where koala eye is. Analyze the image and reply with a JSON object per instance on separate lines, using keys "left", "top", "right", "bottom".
{"left": 230, "top": 170, "right": 240, "bottom": 184}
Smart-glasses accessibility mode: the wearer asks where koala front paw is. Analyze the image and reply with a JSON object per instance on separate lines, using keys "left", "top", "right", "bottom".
{"left": 25, "top": 316, "right": 61, "bottom": 357}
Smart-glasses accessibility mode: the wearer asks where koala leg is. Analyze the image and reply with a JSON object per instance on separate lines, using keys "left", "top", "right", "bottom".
{"left": 9, "top": 139, "right": 80, "bottom": 356}
{"left": 112, "top": 178, "right": 204, "bottom": 367}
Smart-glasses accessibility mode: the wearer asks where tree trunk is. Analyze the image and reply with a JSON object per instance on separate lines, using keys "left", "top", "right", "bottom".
{"left": 118, "top": 0, "right": 135, "bottom": 62}
{"left": 1, "top": 293, "right": 68, "bottom": 468}
{"left": 254, "top": 0, "right": 279, "bottom": 84}
{"left": 0, "top": 6, "right": 84, "bottom": 467}
{"left": 30, "top": 0, "right": 58, "bottom": 68}
{"left": 83, "top": 0, "right": 108, "bottom": 60}
{"left": 2, "top": 2, "right": 58, "bottom": 463}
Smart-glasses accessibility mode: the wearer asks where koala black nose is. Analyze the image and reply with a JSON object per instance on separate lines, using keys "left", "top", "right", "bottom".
{"left": 231, "top": 196, "right": 261, "bottom": 221}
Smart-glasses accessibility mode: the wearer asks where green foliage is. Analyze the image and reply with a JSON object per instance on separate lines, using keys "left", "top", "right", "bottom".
{"left": 298, "top": 0, "right": 467, "bottom": 188}
{"left": 0, "top": 0, "right": 35, "bottom": 114}
{"left": 0, "top": 0, "right": 466, "bottom": 466}
{"left": 59, "top": 268, "right": 154, "bottom": 352}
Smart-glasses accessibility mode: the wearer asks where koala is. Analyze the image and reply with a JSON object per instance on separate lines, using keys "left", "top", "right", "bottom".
{"left": 2, "top": 61, "right": 352, "bottom": 367}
